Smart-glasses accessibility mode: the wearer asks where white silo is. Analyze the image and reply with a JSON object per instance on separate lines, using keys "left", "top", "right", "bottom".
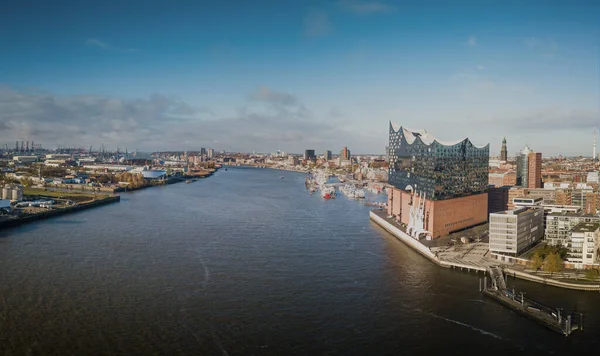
{"left": 11, "top": 187, "right": 23, "bottom": 201}
{"left": 2, "top": 187, "right": 10, "bottom": 200}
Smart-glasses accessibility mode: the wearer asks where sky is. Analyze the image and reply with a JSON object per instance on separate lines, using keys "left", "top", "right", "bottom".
{"left": 0, "top": 0, "right": 599, "bottom": 156}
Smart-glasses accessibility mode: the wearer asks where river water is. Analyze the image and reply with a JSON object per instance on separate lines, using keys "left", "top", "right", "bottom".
{"left": 0, "top": 167, "right": 598, "bottom": 355}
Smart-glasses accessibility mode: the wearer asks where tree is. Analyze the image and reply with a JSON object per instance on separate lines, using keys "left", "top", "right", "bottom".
{"left": 530, "top": 252, "right": 543, "bottom": 272}
{"left": 543, "top": 253, "right": 564, "bottom": 276}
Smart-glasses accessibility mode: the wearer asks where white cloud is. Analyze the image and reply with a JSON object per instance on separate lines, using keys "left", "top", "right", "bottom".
{"left": 303, "top": 11, "right": 333, "bottom": 37}
{"left": 466, "top": 36, "right": 477, "bottom": 47}
{"left": 0, "top": 86, "right": 377, "bottom": 153}
{"left": 338, "top": 0, "right": 393, "bottom": 14}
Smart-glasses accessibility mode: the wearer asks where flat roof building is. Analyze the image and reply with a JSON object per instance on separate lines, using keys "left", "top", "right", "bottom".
{"left": 569, "top": 222, "right": 600, "bottom": 269}
{"left": 545, "top": 212, "right": 600, "bottom": 247}
{"left": 489, "top": 207, "right": 544, "bottom": 257}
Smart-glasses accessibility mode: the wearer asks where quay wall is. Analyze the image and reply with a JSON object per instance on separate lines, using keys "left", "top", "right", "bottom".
{"left": 504, "top": 267, "right": 600, "bottom": 292}
{"left": 370, "top": 210, "right": 600, "bottom": 291}
{"left": 0, "top": 196, "right": 120, "bottom": 230}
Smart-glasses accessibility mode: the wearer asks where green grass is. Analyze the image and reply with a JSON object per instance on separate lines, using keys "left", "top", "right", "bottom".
{"left": 22, "top": 187, "right": 110, "bottom": 202}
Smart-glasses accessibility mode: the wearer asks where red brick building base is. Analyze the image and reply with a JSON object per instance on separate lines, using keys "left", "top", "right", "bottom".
{"left": 387, "top": 187, "right": 488, "bottom": 238}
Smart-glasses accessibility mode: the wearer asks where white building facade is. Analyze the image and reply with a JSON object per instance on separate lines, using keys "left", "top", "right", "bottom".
{"left": 489, "top": 207, "right": 544, "bottom": 257}
{"left": 568, "top": 222, "right": 600, "bottom": 269}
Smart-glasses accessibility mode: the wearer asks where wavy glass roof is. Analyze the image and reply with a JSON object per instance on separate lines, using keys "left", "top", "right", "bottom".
{"left": 390, "top": 122, "right": 487, "bottom": 149}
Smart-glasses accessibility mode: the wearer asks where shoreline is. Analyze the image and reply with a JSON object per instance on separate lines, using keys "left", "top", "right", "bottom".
{"left": 369, "top": 210, "right": 600, "bottom": 292}
{"left": 0, "top": 195, "right": 121, "bottom": 230}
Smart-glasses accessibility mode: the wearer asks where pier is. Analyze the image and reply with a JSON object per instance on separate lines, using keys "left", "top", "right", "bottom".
{"left": 482, "top": 267, "right": 583, "bottom": 337}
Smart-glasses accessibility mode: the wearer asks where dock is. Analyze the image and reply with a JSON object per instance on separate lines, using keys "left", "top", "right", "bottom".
{"left": 481, "top": 267, "right": 583, "bottom": 337}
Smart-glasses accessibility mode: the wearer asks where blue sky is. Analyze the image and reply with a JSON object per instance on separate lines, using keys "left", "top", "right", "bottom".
{"left": 0, "top": 0, "right": 599, "bottom": 155}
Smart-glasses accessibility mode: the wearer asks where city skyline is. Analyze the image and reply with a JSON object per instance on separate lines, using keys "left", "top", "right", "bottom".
{"left": 1, "top": 0, "right": 598, "bottom": 155}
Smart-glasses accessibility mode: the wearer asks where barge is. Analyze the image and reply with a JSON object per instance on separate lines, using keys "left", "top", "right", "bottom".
{"left": 481, "top": 267, "right": 583, "bottom": 337}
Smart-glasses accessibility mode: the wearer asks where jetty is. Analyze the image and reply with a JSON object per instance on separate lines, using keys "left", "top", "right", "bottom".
{"left": 481, "top": 267, "right": 583, "bottom": 337}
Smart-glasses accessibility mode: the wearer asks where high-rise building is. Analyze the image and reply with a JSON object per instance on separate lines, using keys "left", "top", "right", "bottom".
{"left": 304, "top": 149, "right": 316, "bottom": 161}
{"left": 338, "top": 147, "right": 351, "bottom": 165}
{"left": 500, "top": 137, "right": 508, "bottom": 161}
{"left": 207, "top": 148, "right": 214, "bottom": 159}
{"left": 387, "top": 123, "right": 489, "bottom": 238}
{"left": 324, "top": 150, "right": 332, "bottom": 161}
{"left": 527, "top": 152, "right": 542, "bottom": 188}
{"left": 516, "top": 146, "right": 542, "bottom": 188}
{"left": 200, "top": 148, "right": 207, "bottom": 156}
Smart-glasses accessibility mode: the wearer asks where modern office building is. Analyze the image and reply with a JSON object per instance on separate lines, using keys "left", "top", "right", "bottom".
{"left": 200, "top": 148, "right": 207, "bottom": 156}
{"left": 568, "top": 222, "right": 600, "bottom": 269}
{"left": 387, "top": 123, "right": 489, "bottom": 238}
{"left": 338, "top": 147, "right": 351, "bottom": 166}
{"left": 489, "top": 206, "right": 544, "bottom": 257}
{"left": 324, "top": 150, "right": 332, "bottom": 161}
{"left": 304, "top": 149, "right": 316, "bottom": 161}
{"left": 207, "top": 148, "right": 214, "bottom": 159}
{"left": 516, "top": 146, "right": 542, "bottom": 188}
{"left": 500, "top": 137, "right": 508, "bottom": 161}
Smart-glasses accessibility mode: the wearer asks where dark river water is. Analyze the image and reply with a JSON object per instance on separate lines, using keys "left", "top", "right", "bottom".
{"left": 1, "top": 167, "right": 599, "bottom": 355}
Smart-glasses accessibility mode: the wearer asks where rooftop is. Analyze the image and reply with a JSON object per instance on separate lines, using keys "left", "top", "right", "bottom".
{"left": 547, "top": 211, "right": 600, "bottom": 218}
{"left": 390, "top": 122, "right": 488, "bottom": 149}
{"left": 491, "top": 207, "right": 539, "bottom": 216}
{"left": 572, "top": 222, "right": 600, "bottom": 233}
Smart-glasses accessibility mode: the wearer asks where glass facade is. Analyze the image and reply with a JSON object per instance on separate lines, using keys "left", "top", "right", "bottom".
{"left": 388, "top": 123, "right": 489, "bottom": 200}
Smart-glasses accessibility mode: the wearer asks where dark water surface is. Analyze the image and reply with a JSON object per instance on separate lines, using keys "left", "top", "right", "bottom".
{"left": 1, "top": 167, "right": 599, "bottom": 355}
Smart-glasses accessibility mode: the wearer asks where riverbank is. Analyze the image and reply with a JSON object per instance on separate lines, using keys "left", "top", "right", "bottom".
{"left": 369, "top": 210, "right": 600, "bottom": 291}
{"left": 0, "top": 195, "right": 120, "bottom": 230}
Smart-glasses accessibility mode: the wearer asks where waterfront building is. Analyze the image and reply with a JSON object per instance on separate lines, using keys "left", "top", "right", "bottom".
{"left": 568, "top": 222, "right": 600, "bottom": 269}
{"left": 545, "top": 212, "right": 600, "bottom": 247}
{"left": 304, "top": 149, "right": 316, "bottom": 161}
{"left": 207, "top": 148, "right": 214, "bottom": 159}
{"left": 387, "top": 123, "right": 489, "bottom": 238}
{"left": 324, "top": 150, "right": 332, "bottom": 161}
{"left": 489, "top": 206, "right": 544, "bottom": 257}
{"left": 500, "top": 137, "right": 508, "bottom": 161}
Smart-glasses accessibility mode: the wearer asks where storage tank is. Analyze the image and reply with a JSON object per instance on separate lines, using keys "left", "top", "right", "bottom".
{"left": 11, "top": 188, "right": 23, "bottom": 201}
{"left": 2, "top": 187, "right": 10, "bottom": 200}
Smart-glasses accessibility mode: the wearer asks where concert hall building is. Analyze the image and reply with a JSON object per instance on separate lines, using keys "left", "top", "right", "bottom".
{"left": 387, "top": 122, "right": 489, "bottom": 238}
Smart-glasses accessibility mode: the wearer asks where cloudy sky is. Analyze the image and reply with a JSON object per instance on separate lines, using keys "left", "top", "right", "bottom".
{"left": 1, "top": 0, "right": 598, "bottom": 155}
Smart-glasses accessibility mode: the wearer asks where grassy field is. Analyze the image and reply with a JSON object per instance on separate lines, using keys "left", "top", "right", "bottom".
{"left": 22, "top": 187, "right": 111, "bottom": 202}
